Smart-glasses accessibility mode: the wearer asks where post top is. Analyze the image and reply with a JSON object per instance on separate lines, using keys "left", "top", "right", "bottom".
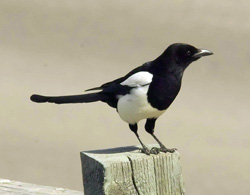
{"left": 81, "top": 144, "right": 180, "bottom": 165}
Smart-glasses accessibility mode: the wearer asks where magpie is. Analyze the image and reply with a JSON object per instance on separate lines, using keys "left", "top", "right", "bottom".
{"left": 30, "top": 43, "right": 213, "bottom": 155}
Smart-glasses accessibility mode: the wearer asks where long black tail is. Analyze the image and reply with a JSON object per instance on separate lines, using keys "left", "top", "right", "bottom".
{"left": 30, "top": 92, "right": 106, "bottom": 104}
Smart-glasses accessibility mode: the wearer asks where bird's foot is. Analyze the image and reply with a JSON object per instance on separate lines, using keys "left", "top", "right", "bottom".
{"left": 159, "top": 146, "right": 177, "bottom": 153}
{"left": 150, "top": 147, "right": 160, "bottom": 154}
{"left": 139, "top": 147, "right": 151, "bottom": 155}
{"left": 150, "top": 147, "right": 176, "bottom": 154}
{"left": 139, "top": 147, "right": 161, "bottom": 155}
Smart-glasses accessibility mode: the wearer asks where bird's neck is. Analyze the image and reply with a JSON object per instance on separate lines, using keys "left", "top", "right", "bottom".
{"left": 150, "top": 57, "right": 185, "bottom": 80}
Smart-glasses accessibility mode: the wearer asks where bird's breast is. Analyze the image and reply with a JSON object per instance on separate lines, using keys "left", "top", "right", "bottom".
{"left": 117, "top": 85, "right": 165, "bottom": 124}
{"left": 147, "top": 75, "right": 182, "bottom": 110}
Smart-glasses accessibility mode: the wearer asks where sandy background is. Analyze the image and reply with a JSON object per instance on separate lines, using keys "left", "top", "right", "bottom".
{"left": 0, "top": 0, "right": 250, "bottom": 194}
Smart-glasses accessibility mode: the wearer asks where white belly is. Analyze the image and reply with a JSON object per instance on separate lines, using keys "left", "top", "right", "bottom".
{"left": 117, "top": 85, "right": 165, "bottom": 124}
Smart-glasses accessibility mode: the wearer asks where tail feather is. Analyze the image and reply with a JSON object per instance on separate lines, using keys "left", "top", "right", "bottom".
{"left": 85, "top": 86, "right": 103, "bottom": 92}
{"left": 30, "top": 93, "right": 106, "bottom": 104}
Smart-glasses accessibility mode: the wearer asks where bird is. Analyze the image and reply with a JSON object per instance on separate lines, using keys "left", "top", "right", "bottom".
{"left": 30, "top": 43, "right": 213, "bottom": 155}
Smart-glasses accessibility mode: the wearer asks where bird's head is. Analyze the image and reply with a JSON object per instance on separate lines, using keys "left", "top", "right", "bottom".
{"left": 162, "top": 43, "right": 213, "bottom": 69}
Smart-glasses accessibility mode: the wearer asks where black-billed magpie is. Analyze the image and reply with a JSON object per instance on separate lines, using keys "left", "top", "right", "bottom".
{"left": 31, "top": 43, "right": 213, "bottom": 155}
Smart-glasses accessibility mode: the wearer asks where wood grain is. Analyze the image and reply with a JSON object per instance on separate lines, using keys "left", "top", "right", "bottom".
{"left": 0, "top": 179, "right": 83, "bottom": 195}
{"left": 81, "top": 145, "right": 185, "bottom": 195}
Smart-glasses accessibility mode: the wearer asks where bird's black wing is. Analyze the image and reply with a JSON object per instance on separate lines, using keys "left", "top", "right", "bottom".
{"left": 85, "top": 62, "right": 152, "bottom": 91}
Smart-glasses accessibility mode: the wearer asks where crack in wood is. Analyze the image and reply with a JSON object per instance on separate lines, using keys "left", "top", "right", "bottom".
{"left": 127, "top": 156, "right": 140, "bottom": 195}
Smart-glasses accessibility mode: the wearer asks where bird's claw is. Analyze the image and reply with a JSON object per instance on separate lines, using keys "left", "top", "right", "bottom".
{"left": 139, "top": 146, "right": 177, "bottom": 155}
{"left": 150, "top": 147, "right": 160, "bottom": 154}
{"left": 139, "top": 147, "right": 161, "bottom": 155}
{"left": 160, "top": 147, "right": 177, "bottom": 153}
{"left": 139, "top": 147, "right": 151, "bottom": 155}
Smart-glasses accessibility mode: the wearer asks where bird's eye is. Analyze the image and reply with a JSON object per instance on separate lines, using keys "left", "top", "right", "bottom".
{"left": 186, "top": 51, "right": 191, "bottom": 56}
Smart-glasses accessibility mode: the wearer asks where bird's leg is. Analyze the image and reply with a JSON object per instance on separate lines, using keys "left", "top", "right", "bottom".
{"left": 145, "top": 118, "right": 176, "bottom": 153}
{"left": 129, "top": 124, "right": 152, "bottom": 155}
{"left": 135, "top": 133, "right": 151, "bottom": 155}
{"left": 151, "top": 133, "right": 176, "bottom": 153}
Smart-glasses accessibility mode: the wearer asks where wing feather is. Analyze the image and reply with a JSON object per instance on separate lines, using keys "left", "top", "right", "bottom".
{"left": 85, "top": 62, "right": 152, "bottom": 91}
{"left": 120, "top": 71, "right": 153, "bottom": 87}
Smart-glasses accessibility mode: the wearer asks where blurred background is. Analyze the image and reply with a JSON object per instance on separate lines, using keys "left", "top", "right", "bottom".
{"left": 0, "top": 0, "right": 250, "bottom": 194}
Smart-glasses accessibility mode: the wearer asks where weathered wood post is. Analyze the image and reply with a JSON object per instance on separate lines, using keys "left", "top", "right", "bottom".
{"left": 80, "top": 145, "right": 185, "bottom": 195}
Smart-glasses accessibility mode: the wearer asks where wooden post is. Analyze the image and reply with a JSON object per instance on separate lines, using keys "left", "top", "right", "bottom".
{"left": 0, "top": 179, "right": 83, "bottom": 194}
{"left": 80, "top": 145, "right": 185, "bottom": 195}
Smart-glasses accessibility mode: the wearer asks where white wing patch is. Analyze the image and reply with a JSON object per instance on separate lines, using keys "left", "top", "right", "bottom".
{"left": 120, "top": 71, "right": 153, "bottom": 87}
{"left": 117, "top": 71, "right": 165, "bottom": 124}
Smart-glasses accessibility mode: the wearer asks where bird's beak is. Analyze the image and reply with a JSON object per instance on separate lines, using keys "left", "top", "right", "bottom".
{"left": 192, "top": 49, "right": 213, "bottom": 58}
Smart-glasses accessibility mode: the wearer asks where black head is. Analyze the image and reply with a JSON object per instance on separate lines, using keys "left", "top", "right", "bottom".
{"left": 162, "top": 43, "right": 213, "bottom": 69}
